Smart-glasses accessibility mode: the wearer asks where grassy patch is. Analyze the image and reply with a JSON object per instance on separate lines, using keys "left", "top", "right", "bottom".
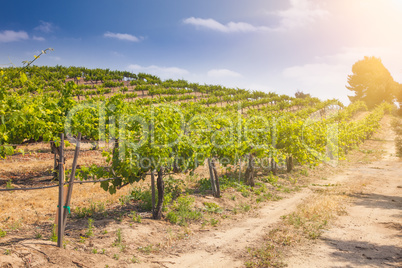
{"left": 127, "top": 187, "right": 153, "bottom": 211}
{"left": 74, "top": 201, "right": 105, "bottom": 218}
{"left": 203, "top": 202, "right": 223, "bottom": 214}
{"left": 166, "top": 195, "right": 202, "bottom": 226}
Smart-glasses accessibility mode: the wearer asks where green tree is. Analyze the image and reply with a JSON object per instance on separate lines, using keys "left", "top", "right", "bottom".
{"left": 347, "top": 56, "right": 398, "bottom": 108}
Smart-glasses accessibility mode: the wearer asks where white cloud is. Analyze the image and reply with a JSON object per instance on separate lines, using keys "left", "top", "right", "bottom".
{"left": 104, "top": 32, "right": 142, "bottom": 42}
{"left": 184, "top": 1, "right": 329, "bottom": 33}
{"left": 207, "top": 69, "right": 243, "bottom": 78}
{"left": 33, "top": 35, "right": 45, "bottom": 41}
{"left": 34, "top": 21, "right": 56, "bottom": 33}
{"left": 183, "top": 17, "right": 269, "bottom": 33}
{"left": 271, "top": 0, "right": 329, "bottom": 31}
{"left": 0, "top": 30, "right": 29, "bottom": 43}
{"left": 127, "top": 64, "right": 189, "bottom": 79}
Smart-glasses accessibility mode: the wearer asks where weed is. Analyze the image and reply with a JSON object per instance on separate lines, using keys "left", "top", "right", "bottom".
{"left": 163, "top": 192, "right": 173, "bottom": 211}
{"left": 10, "top": 219, "right": 21, "bottom": 230}
{"left": 283, "top": 213, "right": 303, "bottom": 228}
{"left": 262, "top": 173, "right": 278, "bottom": 184}
{"left": 102, "top": 229, "right": 108, "bottom": 234}
{"left": 165, "top": 176, "right": 185, "bottom": 199}
{"left": 256, "top": 182, "right": 268, "bottom": 193}
{"left": 50, "top": 224, "right": 57, "bottom": 242}
{"left": 113, "top": 228, "right": 122, "bottom": 246}
{"left": 166, "top": 211, "right": 178, "bottom": 224}
{"left": 239, "top": 203, "right": 251, "bottom": 212}
{"left": 203, "top": 202, "right": 223, "bottom": 214}
{"left": 210, "top": 218, "right": 219, "bottom": 226}
{"left": 92, "top": 248, "right": 98, "bottom": 254}
{"left": 282, "top": 187, "right": 291, "bottom": 193}
{"left": 4, "top": 249, "right": 11, "bottom": 255}
{"left": 185, "top": 188, "right": 195, "bottom": 194}
{"left": 197, "top": 178, "right": 211, "bottom": 193}
{"left": 113, "top": 254, "right": 119, "bottom": 260}
{"left": 359, "top": 149, "right": 374, "bottom": 154}
{"left": 74, "top": 201, "right": 105, "bottom": 218}
{"left": 119, "top": 195, "right": 131, "bottom": 206}
{"left": 101, "top": 248, "right": 106, "bottom": 254}
{"left": 241, "top": 190, "right": 251, "bottom": 197}
{"left": 300, "top": 169, "right": 309, "bottom": 176}
{"left": 119, "top": 244, "right": 127, "bottom": 252}
{"left": 0, "top": 229, "right": 6, "bottom": 237}
{"left": 137, "top": 244, "right": 155, "bottom": 255}
{"left": 289, "top": 177, "right": 297, "bottom": 185}
{"left": 168, "top": 195, "right": 203, "bottom": 226}
{"left": 6, "top": 179, "right": 13, "bottom": 189}
{"left": 131, "top": 211, "right": 142, "bottom": 223}
{"left": 85, "top": 218, "right": 94, "bottom": 237}
{"left": 79, "top": 236, "right": 86, "bottom": 243}
{"left": 34, "top": 231, "right": 42, "bottom": 239}
{"left": 129, "top": 187, "right": 153, "bottom": 211}
{"left": 131, "top": 256, "right": 140, "bottom": 263}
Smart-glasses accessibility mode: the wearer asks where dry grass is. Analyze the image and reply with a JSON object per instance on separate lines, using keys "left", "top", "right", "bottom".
{"left": 0, "top": 141, "right": 132, "bottom": 230}
{"left": 0, "top": 183, "right": 134, "bottom": 230}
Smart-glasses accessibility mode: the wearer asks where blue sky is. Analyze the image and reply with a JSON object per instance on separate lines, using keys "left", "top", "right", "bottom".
{"left": 1, "top": 0, "right": 402, "bottom": 104}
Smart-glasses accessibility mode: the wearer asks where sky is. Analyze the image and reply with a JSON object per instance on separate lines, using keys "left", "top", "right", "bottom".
{"left": 1, "top": 0, "right": 402, "bottom": 104}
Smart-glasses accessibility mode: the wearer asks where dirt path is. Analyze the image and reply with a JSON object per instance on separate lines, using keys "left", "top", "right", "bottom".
{"left": 157, "top": 190, "right": 312, "bottom": 268}
{"left": 286, "top": 117, "right": 402, "bottom": 268}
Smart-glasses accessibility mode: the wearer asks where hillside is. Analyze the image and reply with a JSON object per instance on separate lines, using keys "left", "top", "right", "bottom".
{"left": 0, "top": 66, "right": 400, "bottom": 267}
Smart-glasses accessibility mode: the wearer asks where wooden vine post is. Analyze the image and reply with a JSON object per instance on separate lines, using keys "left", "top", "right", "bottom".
{"left": 54, "top": 133, "right": 81, "bottom": 248}
{"left": 57, "top": 134, "right": 65, "bottom": 248}
{"left": 63, "top": 133, "right": 81, "bottom": 230}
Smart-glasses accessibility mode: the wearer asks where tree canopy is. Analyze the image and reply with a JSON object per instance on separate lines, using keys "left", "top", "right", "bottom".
{"left": 347, "top": 56, "right": 399, "bottom": 109}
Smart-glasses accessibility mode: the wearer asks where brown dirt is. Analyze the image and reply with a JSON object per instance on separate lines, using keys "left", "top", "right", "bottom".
{"left": 0, "top": 116, "right": 401, "bottom": 268}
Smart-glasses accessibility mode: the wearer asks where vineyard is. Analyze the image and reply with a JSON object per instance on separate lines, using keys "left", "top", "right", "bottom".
{"left": 0, "top": 66, "right": 398, "bottom": 267}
